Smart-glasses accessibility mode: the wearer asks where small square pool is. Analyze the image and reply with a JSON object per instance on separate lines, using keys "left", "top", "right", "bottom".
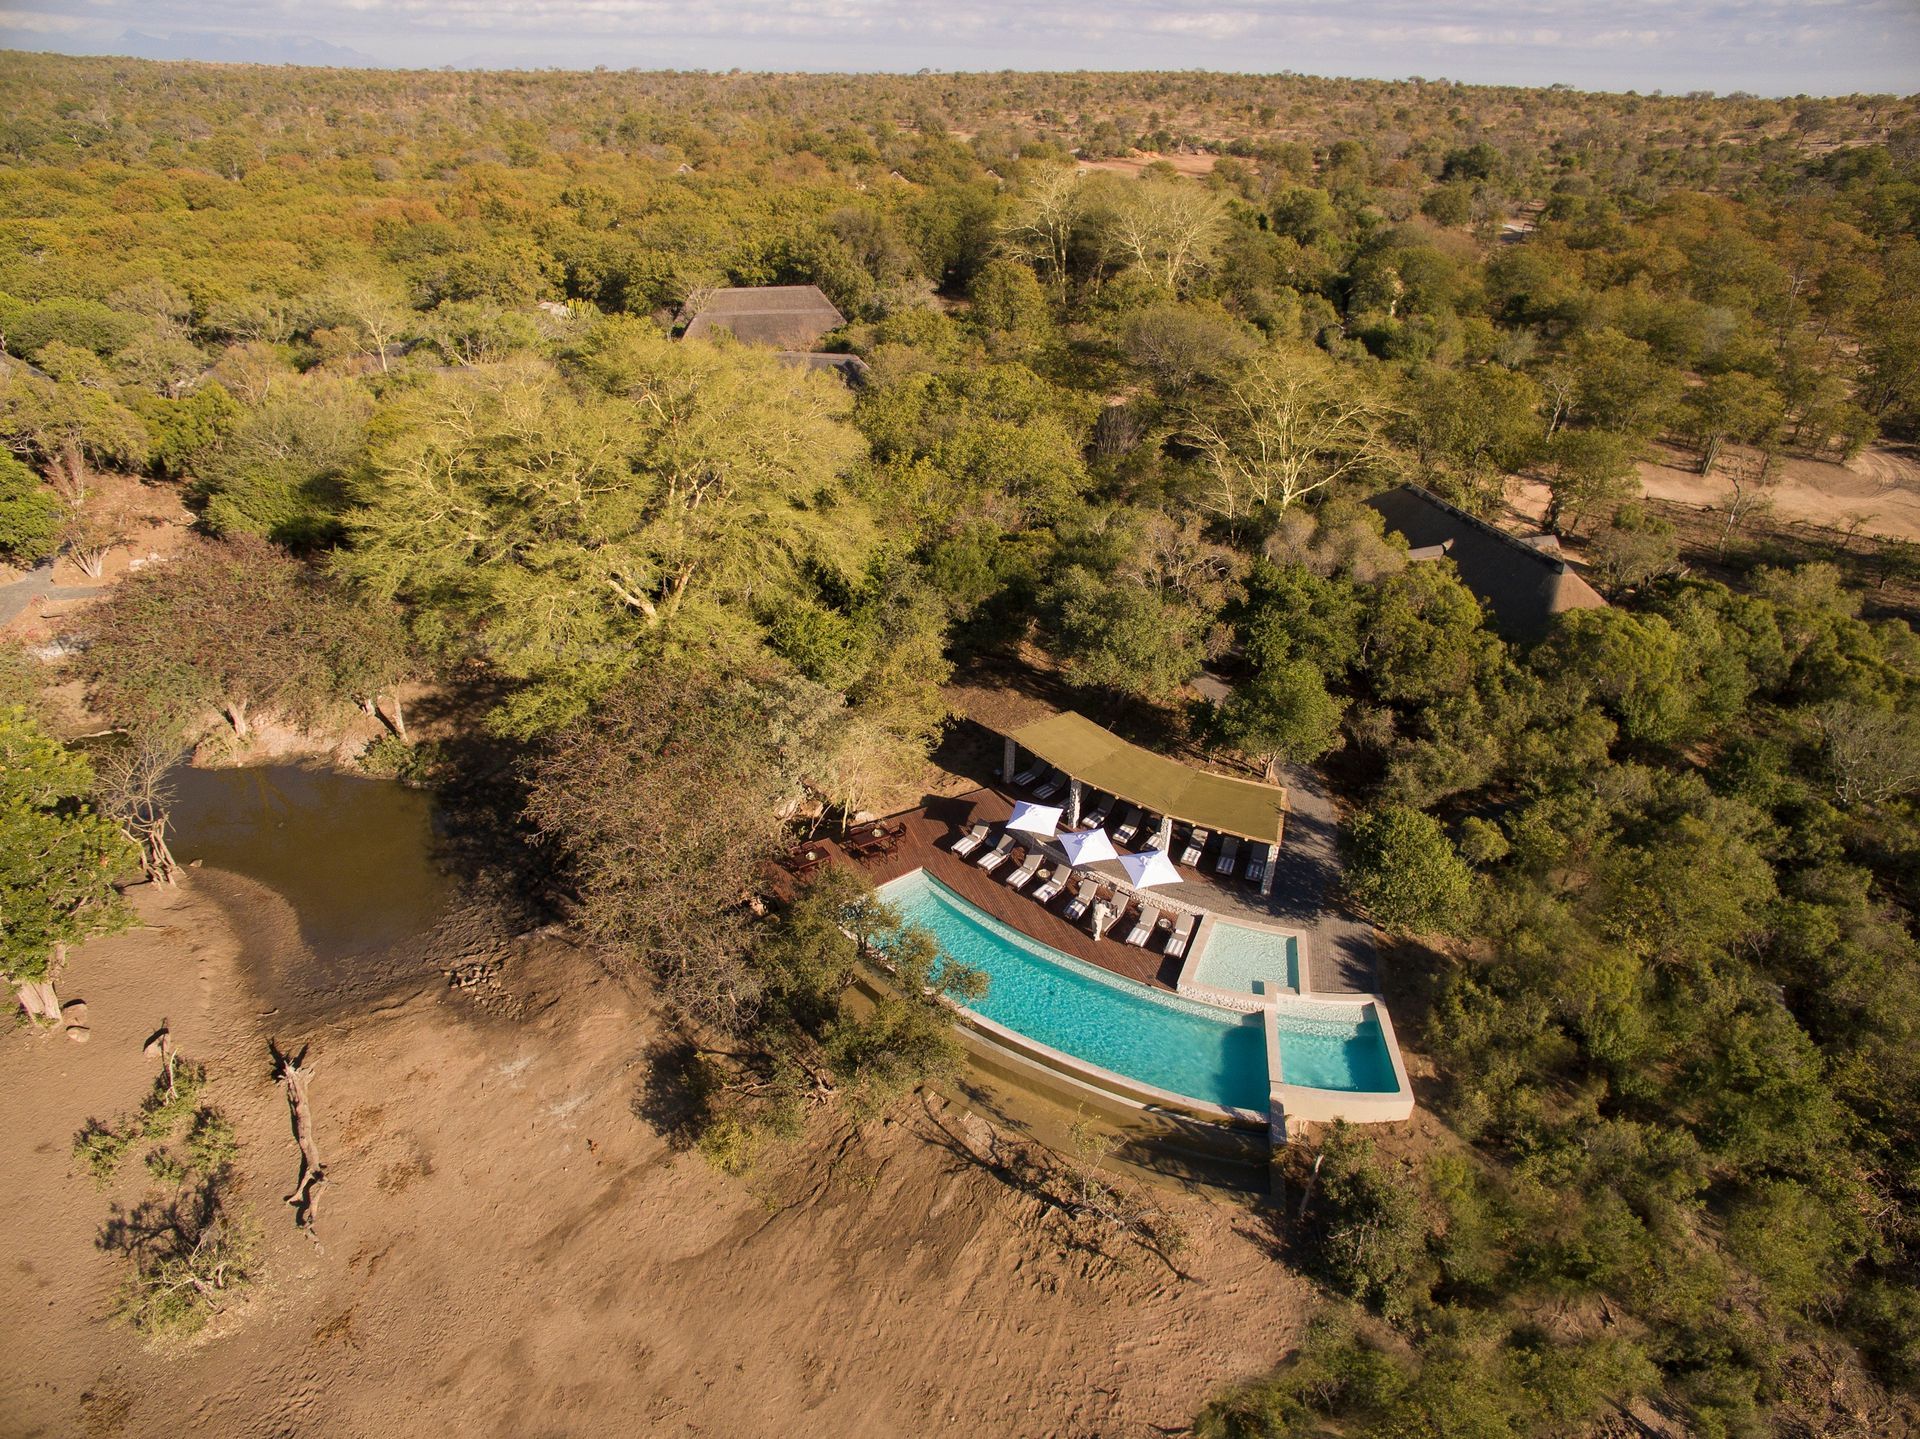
{"left": 1186, "top": 920, "right": 1301, "bottom": 997}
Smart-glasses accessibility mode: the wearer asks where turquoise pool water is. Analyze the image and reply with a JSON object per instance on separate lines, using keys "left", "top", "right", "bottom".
{"left": 1269, "top": 1004, "right": 1399, "bottom": 1092}
{"left": 1187, "top": 921, "right": 1301, "bottom": 996}
{"left": 881, "top": 869, "right": 1267, "bottom": 1111}
{"left": 879, "top": 869, "right": 1401, "bottom": 1109}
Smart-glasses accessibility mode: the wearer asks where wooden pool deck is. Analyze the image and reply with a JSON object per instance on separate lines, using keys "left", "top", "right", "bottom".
{"left": 814, "top": 786, "right": 1287, "bottom": 993}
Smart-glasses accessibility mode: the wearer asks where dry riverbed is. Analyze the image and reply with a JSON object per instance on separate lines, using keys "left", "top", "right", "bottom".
{"left": 1, "top": 823, "right": 1328, "bottom": 1439}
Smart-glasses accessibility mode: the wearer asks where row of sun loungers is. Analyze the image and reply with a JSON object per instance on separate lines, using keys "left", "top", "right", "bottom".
{"left": 951, "top": 820, "right": 1214, "bottom": 964}
{"left": 960, "top": 818, "right": 1198, "bottom": 952}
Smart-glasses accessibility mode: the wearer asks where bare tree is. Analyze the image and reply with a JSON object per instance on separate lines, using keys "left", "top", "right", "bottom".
{"left": 1815, "top": 702, "right": 1920, "bottom": 809}
{"left": 1715, "top": 445, "right": 1781, "bottom": 558}
{"left": 273, "top": 1043, "right": 326, "bottom": 1237}
{"left": 314, "top": 275, "right": 410, "bottom": 374}
{"left": 1102, "top": 177, "right": 1227, "bottom": 294}
{"left": 1000, "top": 165, "right": 1084, "bottom": 298}
{"left": 96, "top": 733, "right": 185, "bottom": 886}
{"left": 1176, "top": 350, "right": 1392, "bottom": 517}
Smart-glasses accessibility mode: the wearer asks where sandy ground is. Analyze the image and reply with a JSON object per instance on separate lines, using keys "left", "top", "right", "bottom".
{"left": 1636, "top": 441, "right": 1920, "bottom": 542}
{"left": 1076, "top": 151, "right": 1219, "bottom": 180}
{"left": 0, "top": 873, "right": 1332, "bottom": 1439}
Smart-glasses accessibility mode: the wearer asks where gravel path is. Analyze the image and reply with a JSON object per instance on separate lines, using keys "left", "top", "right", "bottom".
{"left": 1267, "top": 763, "right": 1378, "bottom": 995}
{"left": 0, "top": 560, "right": 106, "bottom": 627}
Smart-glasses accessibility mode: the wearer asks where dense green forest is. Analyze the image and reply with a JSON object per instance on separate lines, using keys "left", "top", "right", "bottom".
{"left": 4, "top": 51, "right": 1920, "bottom": 1435}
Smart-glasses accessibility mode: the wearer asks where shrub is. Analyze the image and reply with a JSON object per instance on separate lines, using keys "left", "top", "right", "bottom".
{"left": 1341, "top": 804, "right": 1473, "bottom": 936}
{"left": 109, "top": 1191, "right": 259, "bottom": 1341}
{"left": 0, "top": 454, "right": 63, "bottom": 564}
{"left": 73, "top": 1123, "right": 133, "bottom": 1187}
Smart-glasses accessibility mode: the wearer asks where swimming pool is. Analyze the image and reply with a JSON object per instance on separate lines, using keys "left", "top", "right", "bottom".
{"left": 1268, "top": 1002, "right": 1400, "bottom": 1093}
{"left": 878, "top": 869, "right": 1399, "bottom": 1113}
{"left": 1186, "top": 920, "right": 1301, "bottom": 997}
{"left": 881, "top": 869, "right": 1266, "bottom": 1111}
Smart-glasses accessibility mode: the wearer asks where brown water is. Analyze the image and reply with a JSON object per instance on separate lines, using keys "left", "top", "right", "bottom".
{"left": 167, "top": 764, "right": 452, "bottom": 965}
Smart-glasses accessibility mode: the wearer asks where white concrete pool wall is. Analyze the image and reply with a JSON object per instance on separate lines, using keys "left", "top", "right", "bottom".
{"left": 1176, "top": 911, "right": 1311, "bottom": 1011}
{"left": 1259, "top": 987, "right": 1416, "bottom": 1124}
{"left": 949, "top": 1003, "right": 1269, "bottom": 1130}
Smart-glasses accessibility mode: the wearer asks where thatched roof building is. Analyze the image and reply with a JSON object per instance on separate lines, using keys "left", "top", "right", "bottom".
{"left": 678, "top": 285, "right": 846, "bottom": 350}
{"left": 1365, "top": 484, "right": 1607, "bottom": 644}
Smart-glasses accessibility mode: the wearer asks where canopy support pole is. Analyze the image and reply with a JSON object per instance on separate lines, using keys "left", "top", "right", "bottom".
{"left": 1065, "top": 777, "right": 1083, "bottom": 828}
{"left": 1154, "top": 814, "right": 1173, "bottom": 851}
{"left": 1001, "top": 736, "right": 1017, "bottom": 782}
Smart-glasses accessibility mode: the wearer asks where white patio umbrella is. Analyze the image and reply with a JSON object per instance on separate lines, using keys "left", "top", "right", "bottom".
{"left": 1005, "top": 801, "right": 1063, "bottom": 838}
{"left": 1119, "top": 847, "right": 1182, "bottom": 889}
{"left": 1057, "top": 827, "right": 1118, "bottom": 865}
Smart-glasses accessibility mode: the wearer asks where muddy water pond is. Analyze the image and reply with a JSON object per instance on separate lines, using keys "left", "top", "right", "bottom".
{"left": 168, "top": 765, "right": 453, "bottom": 981}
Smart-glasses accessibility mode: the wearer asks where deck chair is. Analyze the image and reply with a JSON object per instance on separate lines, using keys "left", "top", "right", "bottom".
{"left": 1243, "top": 842, "right": 1270, "bottom": 888}
{"left": 949, "top": 821, "right": 990, "bottom": 859}
{"left": 1124, "top": 903, "right": 1166, "bottom": 947}
{"left": 1215, "top": 835, "right": 1240, "bottom": 876}
{"left": 1010, "top": 760, "right": 1041, "bottom": 787}
{"left": 1110, "top": 805, "right": 1142, "bottom": 846}
{"left": 1178, "top": 826, "right": 1210, "bottom": 867}
{"left": 1080, "top": 792, "right": 1114, "bottom": 829}
{"left": 1032, "top": 769, "right": 1065, "bottom": 801}
{"left": 1003, "top": 851, "right": 1043, "bottom": 889}
{"left": 1030, "top": 864, "right": 1070, "bottom": 905}
{"left": 974, "top": 832, "right": 1015, "bottom": 872}
{"left": 1062, "top": 878, "right": 1100, "bottom": 922}
{"left": 1164, "top": 911, "right": 1199, "bottom": 960}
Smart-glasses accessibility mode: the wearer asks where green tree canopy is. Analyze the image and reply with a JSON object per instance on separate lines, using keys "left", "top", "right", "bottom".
{"left": 1343, "top": 803, "right": 1474, "bottom": 936}
{"left": 0, "top": 704, "right": 134, "bottom": 1021}
{"left": 347, "top": 328, "right": 869, "bottom": 733}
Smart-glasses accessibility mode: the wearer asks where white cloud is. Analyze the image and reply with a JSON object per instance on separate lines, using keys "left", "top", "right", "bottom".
{"left": 2, "top": 0, "right": 1915, "bottom": 92}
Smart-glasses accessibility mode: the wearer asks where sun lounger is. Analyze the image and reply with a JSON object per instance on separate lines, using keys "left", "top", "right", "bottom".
{"left": 1003, "top": 851, "right": 1043, "bottom": 889}
{"left": 949, "top": 822, "right": 989, "bottom": 859}
{"left": 1062, "top": 878, "right": 1099, "bottom": 922}
{"left": 1110, "top": 805, "right": 1142, "bottom": 845}
{"left": 1178, "top": 826, "right": 1210, "bottom": 867}
{"left": 1124, "top": 903, "right": 1166, "bottom": 947}
{"left": 1032, "top": 769, "right": 1065, "bottom": 801}
{"left": 1214, "top": 835, "right": 1240, "bottom": 876}
{"left": 974, "top": 832, "right": 1015, "bottom": 871}
{"left": 1243, "top": 842, "right": 1269, "bottom": 887}
{"left": 1164, "top": 911, "right": 1199, "bottom": 960}
{"left": 1080, "top": 793, "right": 1114, "bottom": 829}
{"left": 1030, "top": 864, "right": 1070, "bottom": 904}
{"left": 1011, "top": 761, "right": 1040, "bottom": 787}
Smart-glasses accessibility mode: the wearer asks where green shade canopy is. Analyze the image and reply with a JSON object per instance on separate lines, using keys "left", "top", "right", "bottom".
{"left": 1005, "top": 710, "right": 1287, "bottom": 845}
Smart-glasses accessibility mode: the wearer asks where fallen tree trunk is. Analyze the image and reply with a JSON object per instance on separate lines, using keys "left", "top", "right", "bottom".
{"left": 275, "top": 1047, "right": 326, "bottom": 1238}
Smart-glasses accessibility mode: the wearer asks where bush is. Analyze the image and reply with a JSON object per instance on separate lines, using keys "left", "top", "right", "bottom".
{"left": 1341, "top": 804, "right": 1474, "bottom": 936}
{"left": 109, "top": 1190, "right": 259, "bottom": 1341}
{"left": 184, "top": 1108, "right": 238, "bottom": 1177}
{"left": 1305, "top": 1123, "right": 1433, "bottom": 1321}
{"left": 0, "top": 454, "right": 63, "bottom": 564}
{"left": 357, "top": 733, "right": 441, "bottom": 785}
{"left": 73, "top": 1123, "right": 133, "bottom": 1187}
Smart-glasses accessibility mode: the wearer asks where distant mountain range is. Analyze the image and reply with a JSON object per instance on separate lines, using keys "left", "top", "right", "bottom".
{"left": 110, "top": 30, "right": 382, "bottom": 68}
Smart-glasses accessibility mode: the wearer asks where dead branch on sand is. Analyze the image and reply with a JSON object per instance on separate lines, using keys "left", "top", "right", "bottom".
{"left": 272, "top": 1042, "right": 326, "bottom": 1240}
{"left": 144, "top": 1023, "right": 176, "bottom": 1099}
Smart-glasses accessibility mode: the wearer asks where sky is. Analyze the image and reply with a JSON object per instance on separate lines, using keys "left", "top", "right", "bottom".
{"left": 2, "top": 0, "right": 1917, "bottom": 96}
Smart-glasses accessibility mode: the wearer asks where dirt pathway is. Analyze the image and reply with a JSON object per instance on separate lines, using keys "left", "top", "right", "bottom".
{"left": 0, "top": 559, "right": 107, "bottom": 628}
